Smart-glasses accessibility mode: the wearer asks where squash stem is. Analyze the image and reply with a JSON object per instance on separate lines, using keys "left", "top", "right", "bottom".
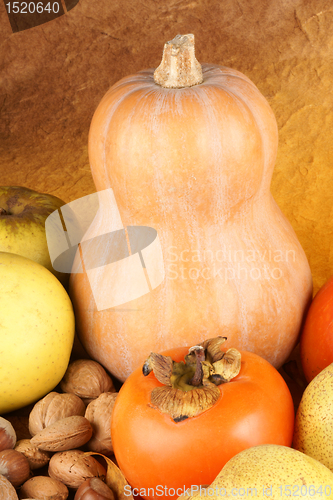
{"left": 153, "top": 34, "right": 203, "bottom": 89}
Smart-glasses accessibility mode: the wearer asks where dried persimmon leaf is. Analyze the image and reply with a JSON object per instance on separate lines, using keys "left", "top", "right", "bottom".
{"left": 213, "top": 348, "right": 241, "bottom": 382}
{"left": 84, "top": 452, "right": 133, "bottom": 500}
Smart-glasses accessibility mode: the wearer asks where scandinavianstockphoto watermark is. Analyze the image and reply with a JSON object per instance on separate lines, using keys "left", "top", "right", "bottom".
{"left": 165, "top": 245, "right": 296, "bottom": 282}
{"left": 124, "top": 484, "right": 332, "bottom": 497}
{"left": 44, "top": 187, "right": 298, "bottom": 311}
{"left": 123, "top": 485, "right": 260, "bottom": 497}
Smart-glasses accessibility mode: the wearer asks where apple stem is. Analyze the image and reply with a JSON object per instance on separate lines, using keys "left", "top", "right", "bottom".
{"left": 0, "top": 208, "right": 7, "bottom": 215}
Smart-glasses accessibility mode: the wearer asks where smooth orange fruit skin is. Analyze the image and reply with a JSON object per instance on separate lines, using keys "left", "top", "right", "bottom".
{"left": 111, "top": 347, "right": 295, "bottom": 500}
{"left": 300, "top": 276, "right": 333, "bottom": 383}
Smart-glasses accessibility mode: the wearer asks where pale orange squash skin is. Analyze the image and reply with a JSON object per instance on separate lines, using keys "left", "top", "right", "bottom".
{"left": 69, "top": 64, "right": 312, "bottom": 382}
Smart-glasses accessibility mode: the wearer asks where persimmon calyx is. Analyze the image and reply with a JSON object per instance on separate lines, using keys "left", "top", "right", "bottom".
{"left": 153, "top": 34, "right": 204, "bottom": 89}
{"left": 142, "top": 337, "right": 241, "bottom": 422}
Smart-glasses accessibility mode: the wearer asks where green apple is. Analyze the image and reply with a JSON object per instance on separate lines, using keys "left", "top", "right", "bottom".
{"left": 0, "top": 252, "right": 75, "bottom": 414}
{"left": 0, "top": 186, "right": 68, "bottom": 287}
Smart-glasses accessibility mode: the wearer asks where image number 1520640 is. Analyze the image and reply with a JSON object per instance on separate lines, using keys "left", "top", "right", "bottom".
{"left": 6, "top": 1, "right": 60, "bottom": 13}
{"left": 4, "top": 0, "right": 80, "bottom": 32}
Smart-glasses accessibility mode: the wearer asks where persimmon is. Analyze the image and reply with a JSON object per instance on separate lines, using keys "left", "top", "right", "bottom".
{"left": 111, "top": 337, "right": 295, "bottom": 500}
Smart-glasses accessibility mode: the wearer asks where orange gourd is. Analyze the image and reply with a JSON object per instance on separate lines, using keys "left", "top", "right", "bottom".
{"left": 69, "top": 34, "right": 312, "bottom": 382}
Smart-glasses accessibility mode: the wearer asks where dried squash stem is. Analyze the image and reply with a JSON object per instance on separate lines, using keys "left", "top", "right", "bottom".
{"left": 154, "top": 34, "right": 203, "bottom": 88}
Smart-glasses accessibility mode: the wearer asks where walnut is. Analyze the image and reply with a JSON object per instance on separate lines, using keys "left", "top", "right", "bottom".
{"left": 29, "top": 392, "right": 86, "bottom": 437}
{"left": 85, "top": 392, "right": 118, "bottom": 456}
{"left": 60, "top": 360, "right": 115, "bottom": 404}
{"left": 14, "top": 439, "right": 50, "bottom": 470}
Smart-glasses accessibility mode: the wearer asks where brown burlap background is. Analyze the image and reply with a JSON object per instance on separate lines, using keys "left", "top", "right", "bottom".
{"left": 1, "top": 0, "right": 333, "bottom": 294}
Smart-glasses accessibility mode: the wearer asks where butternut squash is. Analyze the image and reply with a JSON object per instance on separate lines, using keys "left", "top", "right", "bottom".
{"left": 69, "top": 35, "right": 312, "bottom": 381}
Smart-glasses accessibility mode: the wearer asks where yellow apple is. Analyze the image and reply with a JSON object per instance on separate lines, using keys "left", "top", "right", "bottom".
{"left": 0, "top": 252, "right": 75, "bottom": 414}
{"left": 0, "top": 186, "right": 69, "bottom": 287}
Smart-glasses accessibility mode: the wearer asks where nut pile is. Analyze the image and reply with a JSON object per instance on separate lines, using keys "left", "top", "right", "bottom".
{"left": 0, "top": 359, "right": 119, "bottom": 500}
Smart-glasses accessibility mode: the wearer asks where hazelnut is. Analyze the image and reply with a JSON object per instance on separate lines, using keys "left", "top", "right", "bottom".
{"left": 48, "top": 449, "right": 106, "bottom": 489}
{"left": 85, "top": 393, "right": 118, "bottom": 456}
{"left": 0, "top": 474, "right": 18, "bottom": 500}
{"left": 0, "top": 417, "right": 17, "bottom": 451}
{"left": 0, "top": 448, "right": 31, "bottom": 487}
{"left": 29, "top": 392, "right": 86, "bottom": 436}
{"left": 14, "top": 439, "right": 50, "bottom": 470}
{"left": 60, "top": 360, "right": 115, "bottom": 404}
{"left": 75, "top": 477, "right": 115, "bottom": 500}
{"left": 30, "top": 416, "right": 93, "bottom": 452}
{"left": 19, "top": 475, "right": 68, "bottom": 500}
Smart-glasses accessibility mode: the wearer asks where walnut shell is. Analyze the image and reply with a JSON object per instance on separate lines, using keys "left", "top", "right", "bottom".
{"left": 14, "top": 439, "right": 50, "bottom": 470}
{"left": 29, "top": 392, "right": 86, "bottom": 437}
{"left": 60, "top": 360, "right": 115, "bottom": 403}
{"left": 19, "top": 475, "right": 69, "bottom": 500}
{"left": 30, "top": 416, "right": 93, "bottom": 452}
{"left": 48, "top": 449, "right": 106, "bottom": 489}
{"left": 85, "top": 392, "right": 118, "bottom": 456}
{"left": 0, "top": 474, "right": 18, "bottom": 500}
